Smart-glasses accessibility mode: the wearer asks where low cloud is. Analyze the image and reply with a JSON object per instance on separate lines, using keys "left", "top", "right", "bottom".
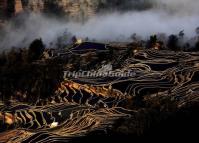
{"left": 0, "top": 0, "right": 199, "bottom": 50}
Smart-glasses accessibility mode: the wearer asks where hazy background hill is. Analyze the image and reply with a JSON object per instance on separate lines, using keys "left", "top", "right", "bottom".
{"left": 1, "top": 0, "right": 154, "bottom": 21}
{"left": 0, "top": 0, "right": 199, "bottom": 50}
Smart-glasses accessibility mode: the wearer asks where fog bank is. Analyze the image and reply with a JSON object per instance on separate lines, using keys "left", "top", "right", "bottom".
{"left": 0, "top": 0, "right": 199, "bottom": 49}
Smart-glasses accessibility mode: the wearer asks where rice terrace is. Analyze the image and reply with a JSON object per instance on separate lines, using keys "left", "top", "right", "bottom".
{"left": 0, "top": 0, "right": 199, "bottom": 142}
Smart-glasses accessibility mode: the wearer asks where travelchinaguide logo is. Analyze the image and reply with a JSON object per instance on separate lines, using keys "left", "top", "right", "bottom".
{"left": 64, "top": 63, "right": 136, "bottom": 78}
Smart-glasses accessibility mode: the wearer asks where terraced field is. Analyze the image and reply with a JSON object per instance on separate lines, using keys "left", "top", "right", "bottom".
{"left": 1, "top": 48, "right": 199, "bottom": 142}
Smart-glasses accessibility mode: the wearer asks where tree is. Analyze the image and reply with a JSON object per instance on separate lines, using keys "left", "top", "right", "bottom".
{"left": 146, "top": 35, "right": 157, "bottom": 49}
{"left": 0, "top": 51, "right": 7, "bottom": 66}
{"left": 167, "top": 35, "right": 179, "bottom": 51}
{"left": 179, "top": 30, "right": 185, "bottom": 39}
{"left": 28, "top": 38, "right": 45, "bottom": 62}
{"left": 194, "top": 41, "right": 199, "bottom": 51}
